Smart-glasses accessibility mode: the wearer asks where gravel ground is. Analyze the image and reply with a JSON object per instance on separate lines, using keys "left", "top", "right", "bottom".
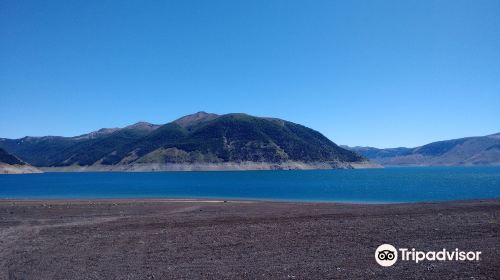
{"left": 0, "top": 199, "right": 498, "bottom": 279}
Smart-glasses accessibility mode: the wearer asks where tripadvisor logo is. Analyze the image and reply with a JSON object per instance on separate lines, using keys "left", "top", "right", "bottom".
{"left": 375, "top": 244, "right": 398, "bottom": 267}
{"left": 375, "top": 244, "right": 482, "bottom": 267}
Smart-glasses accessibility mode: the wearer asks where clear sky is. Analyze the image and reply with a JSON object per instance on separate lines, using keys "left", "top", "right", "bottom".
{"left": 1, "top": 0, "right": 499, "bottom": 148}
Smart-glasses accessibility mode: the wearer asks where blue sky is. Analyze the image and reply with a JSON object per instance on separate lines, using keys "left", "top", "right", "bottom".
{"left": 1, "top": 0, "right": 499, "bottom": 148}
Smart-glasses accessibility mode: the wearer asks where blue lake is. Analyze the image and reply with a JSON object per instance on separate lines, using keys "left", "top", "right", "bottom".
{"left": 0, "top": 167, "right": 499, "bottom": 203}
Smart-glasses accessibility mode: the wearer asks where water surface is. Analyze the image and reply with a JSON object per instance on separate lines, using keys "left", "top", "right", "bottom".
{"left": 0, "top": 167, "right": 499, "bottom": 203}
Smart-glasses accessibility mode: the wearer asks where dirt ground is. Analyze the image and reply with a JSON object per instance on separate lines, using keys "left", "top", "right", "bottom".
{"left": 0, "top": 199, "right": 498, "bottom": 279}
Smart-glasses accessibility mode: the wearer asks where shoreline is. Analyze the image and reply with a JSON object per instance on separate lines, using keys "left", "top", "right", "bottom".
{"left": 1, "top": 198, "right": 499, "bottom": 279}
{"left": 1, "top": 197, "right": 498, "bottom": 205}
{"left": 36, "top": 160, "right": 381, "bottom": 172}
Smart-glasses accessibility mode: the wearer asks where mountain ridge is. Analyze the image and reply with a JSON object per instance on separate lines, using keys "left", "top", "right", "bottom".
{"left": 346, "top": 133, "right": 500, "bottom": 166}
{"left": 0, "top": 112, "right": 376, "bottom": 171}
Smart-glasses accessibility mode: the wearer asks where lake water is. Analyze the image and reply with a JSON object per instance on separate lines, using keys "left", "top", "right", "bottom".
{"left": 0, "top": 167, "right": 499, "bottom": 203}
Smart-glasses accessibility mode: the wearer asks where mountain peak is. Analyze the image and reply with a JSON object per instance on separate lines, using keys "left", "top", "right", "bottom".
{"left": 74, "top": 127, "right": 120, "bottom": 140}
{"left": 125, "top": 122, "right": 160, "bottom": 131}
{"left": 174, "top": 111, "right": 219, "bottom": 128}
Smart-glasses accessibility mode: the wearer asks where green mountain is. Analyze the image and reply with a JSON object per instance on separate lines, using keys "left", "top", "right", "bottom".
{"left": 346, "top": 133, "right": 500, "bottom": 166}
{"left": 0, "top": 112, "right": 374, "bottom": 171}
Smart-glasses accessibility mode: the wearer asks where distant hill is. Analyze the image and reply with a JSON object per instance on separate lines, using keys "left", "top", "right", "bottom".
{"left": 0, "top": 112, "right": 376, "bottom": 171}
{"left": 0, "top": 148, "right": 41, "bottom": 174}
{"left": 346, "top": 133, "right": 500, "bottom": 166}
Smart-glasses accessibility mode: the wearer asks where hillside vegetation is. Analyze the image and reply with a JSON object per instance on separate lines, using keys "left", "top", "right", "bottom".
{"left": 0, "top": 112, "right": 369, "bottom": 170}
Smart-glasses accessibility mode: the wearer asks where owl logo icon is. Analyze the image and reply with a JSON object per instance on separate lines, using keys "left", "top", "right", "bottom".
{"left": 375, "top": 244, "right": 398, "bottom": 266}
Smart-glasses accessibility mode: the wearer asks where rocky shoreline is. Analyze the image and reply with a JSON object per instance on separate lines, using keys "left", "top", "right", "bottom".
{"left": 0, "top": 163, "right": 42, "bottom": 174}
{"left": 38, "top": 161, "right": 381, "bottom": 172}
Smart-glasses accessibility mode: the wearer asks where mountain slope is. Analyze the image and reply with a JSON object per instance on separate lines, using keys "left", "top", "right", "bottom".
{"left": 0, "top": 112, "right": 374, "bottom": 171}
{"left": 347, "top": 133, "right": 500, "bottom": 166}
{"left": 0, "top": 122, "right": 159, "bottom": 166}
{"left": 0, "top": 148, "right": 41, "bottom": 174}
{"left": 0, "top": 147, "right": 25, "bottom": 165}
{"left": 174, "top": 111, "right": 219, "bottom": 130}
